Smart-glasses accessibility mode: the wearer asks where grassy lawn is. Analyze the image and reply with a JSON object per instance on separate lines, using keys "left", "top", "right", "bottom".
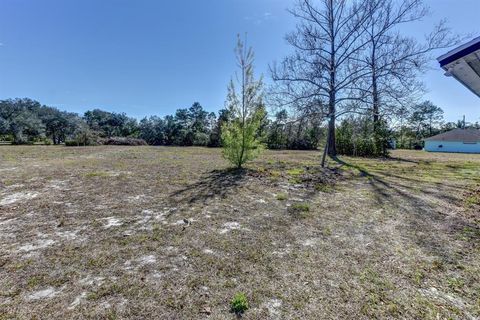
{"left": 0, "top": 146, "right": 479, "bottom": 319}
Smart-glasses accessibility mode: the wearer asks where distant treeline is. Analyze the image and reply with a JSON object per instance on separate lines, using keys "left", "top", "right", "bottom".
{"left": 0, "top": 98, "right": 477, "bottom": 152}
{"left": 0, "top": 98, "right": 323, "bottom": 149}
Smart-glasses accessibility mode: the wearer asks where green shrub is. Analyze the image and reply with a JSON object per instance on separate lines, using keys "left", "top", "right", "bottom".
{"left": 336, "top": 117, "right": 390, "bottom": 157}
{"left": 290, "top": 202, "right": 311, "bottom": 218}
{"left": 291, "top": 203, "right": 310, "bottom": 212}
{"left": 193, "top": 132, "right": 210, "bottom": 146}
{"left": 65, "top": 129, "right": 100, "bottom": 147}
{"left": 230, "top": 292, "right": 249, "bottom": 314}
{"left": 101, "top": 137, "right": 147, "bottom": 146}
{"left": 315, "top": 183, "right": 333, "bottom": 193}
{"left": 276, "top": 193, "right": 288, "bottom": 201}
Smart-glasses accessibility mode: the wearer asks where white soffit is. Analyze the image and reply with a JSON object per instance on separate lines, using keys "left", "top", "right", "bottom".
{"left": 438, "top": 37, "right": 480, "bottom": 98}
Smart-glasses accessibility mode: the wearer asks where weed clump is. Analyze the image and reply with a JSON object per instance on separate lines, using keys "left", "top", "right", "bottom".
{"left": 289, "top": 202, "right": 311, "bottom": 219}
{"left": 276, "top": 193, "right": 288, "bottom": 201}
{"left": 291, "top": 203, "right": 310, "bottom": 212}
{"left": 230, "top": 292, "right": 249, "bottom": 315}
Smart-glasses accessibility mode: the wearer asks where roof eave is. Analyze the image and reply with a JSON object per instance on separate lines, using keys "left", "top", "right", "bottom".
{"left": 437, "top": 36, "right": 480, "bottom": 67}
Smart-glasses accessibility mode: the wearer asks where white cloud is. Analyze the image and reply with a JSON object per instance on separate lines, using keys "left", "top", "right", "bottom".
{"left": 244, "top": 12, "right": 274, "bottom": 25}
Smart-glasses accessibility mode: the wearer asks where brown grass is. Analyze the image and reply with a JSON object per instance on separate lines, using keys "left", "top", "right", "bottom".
{"left": 0, "top": 146, "right": 479, "bottom": 319}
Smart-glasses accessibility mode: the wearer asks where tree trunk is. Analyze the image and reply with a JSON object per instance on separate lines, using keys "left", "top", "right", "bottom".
{"left": 371, "top": 38, "right": 380, "bottom": 129}
{"left": 327, "top": 94, "right": 336, "bottom": 157}
{"left": 372, "top": 73, "right": 380, "bottom": 128}
{"left": 321, "top": 124, "right": 330, "bottom": 167}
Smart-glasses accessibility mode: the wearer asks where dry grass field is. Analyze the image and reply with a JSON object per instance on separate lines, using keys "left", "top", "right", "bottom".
{"left": 0, "top": 146, "right": 479, "bottom": 319}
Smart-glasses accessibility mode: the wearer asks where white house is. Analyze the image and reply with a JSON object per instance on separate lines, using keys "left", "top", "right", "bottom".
{"left": 424, "top": 128, "right": 480, "bottom": 153}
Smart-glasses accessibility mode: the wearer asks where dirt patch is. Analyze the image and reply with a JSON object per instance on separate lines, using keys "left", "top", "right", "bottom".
{"left": 103, "top": 217, "right": 122, "bottom": 229}
{"left": 0, "top": 191, "right": 39, "bottom": 206}
{"left": 27, "top": 287, "right": 62, "bottom": 301}
{"left": 18, "top": 239, "right": 55, "bottom": 253}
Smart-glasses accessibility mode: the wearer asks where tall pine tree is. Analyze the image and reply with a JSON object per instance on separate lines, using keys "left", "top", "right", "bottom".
{"left": 222, "top": 35, "right": 264, "bottom": 169}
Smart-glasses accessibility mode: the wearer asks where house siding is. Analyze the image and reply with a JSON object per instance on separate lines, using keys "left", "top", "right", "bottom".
{"left": 425, "top": 140, "right": 480, "bottom": 153}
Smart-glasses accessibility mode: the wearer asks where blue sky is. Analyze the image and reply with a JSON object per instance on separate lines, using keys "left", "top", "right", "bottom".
{"left": 0, "top": 0, "right": 478, "bottom": 122}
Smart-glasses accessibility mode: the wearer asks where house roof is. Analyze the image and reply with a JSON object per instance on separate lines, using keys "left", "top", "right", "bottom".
{"left": 425, "top": 128, "right": 480, "bottom": 142}
{"left": 437, "top": 37, "right": 480, "bottom": 98}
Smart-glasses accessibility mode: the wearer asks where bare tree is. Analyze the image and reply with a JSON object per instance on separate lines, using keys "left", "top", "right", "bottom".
{"left": 271, "top": 0, "right": 373, "bottom": 158}
{"left": 360, "top": 0, "right": 458, "bottom": 128}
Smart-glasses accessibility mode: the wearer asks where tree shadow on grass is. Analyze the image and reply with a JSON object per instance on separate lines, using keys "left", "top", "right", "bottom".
{"left": 330, "top": 155, "right": 479, "bottom": 263}
{"left": 331, "top": 156, "right": 459, "bottom": 204}
{"left": 169, "top": 168, "right": 252, "bottom": 204}
{"left": 387, "top": 156, "right": 420, "bottom": 164}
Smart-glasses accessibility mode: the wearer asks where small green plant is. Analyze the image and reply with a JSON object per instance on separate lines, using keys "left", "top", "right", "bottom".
{"left": 322, "top": 227, "right": 332, "bottom": 236}
{"left": 286, "top": 168, "right": 304, "bottom": 176}
{"left": 412, "top": 270, "right": 424, "bottom": 285}
{"left": 288, "top": 177, "right": 303, "bottom": 184}
{"left": 447, "top": 277, "right": 464, "bottom": 291}
{"left": 431, "top": 259, "right": 444, "bottom": 271}
{"left": 315, "top": 183, "right": 333, "bottom": 193}
{"left": 291, "top": 203, "right": 310, "bottom": 212}
{"left": 27, "top": 275, "right": 44, "bottom": 288}
{"left": 465, "top": 194, "right": 480, "bottom": 207}
{"left": 84, "top": 171, "right": 110, "bottom": 178}
{"left": 457, "top": 227, "right": 480, "bottom": 241}
{"left": 276, "top": 193, "right": 288, "bottom": 201}
{"left": 230, "top": 292, "right": 249, "bottom": 314}
{"left": 289, "top": 202, "right": 311, "bottom": 219}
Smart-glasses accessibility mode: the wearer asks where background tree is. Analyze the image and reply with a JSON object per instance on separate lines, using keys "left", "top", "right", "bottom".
{"left": 272, "top": 0, "right": 372, "bottom": 158}
{"left": 209, "top": 108, "right": 231, "bottom": 147}
{"left": 139, "top": 116, "right": 166, "bottom": 145}
{"left": 267, "top": 110, "right": 288, "bottom": 149}
{"left": 187, "top": 102, "right": 211, "bottom": 146}
{"left": 272, "top": 0, "right": 457, "bottom": 159}
{"left": 222, "top": 35, "right": 265, "bottom": 169}
{"left": 353, "top": 0, "right": 457, "bottom": 155}
{"left": 360, "top": 0, "right": 454, "bottom": 124}
{"left": 0, "top": 98, "right": 45, "bottom": 144}
{"left": 83, "top": 109, "right": 139, "bottom": 138}
{"left": 410, "top": 100, "right": 444, "bottom": 139}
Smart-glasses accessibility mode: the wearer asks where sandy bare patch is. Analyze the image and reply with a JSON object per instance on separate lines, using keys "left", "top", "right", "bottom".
{"left": 272, "top": 244, "right": 292, "bottom": 257}
{"left": 46, "top": 179, "right": 69, "bottom": 190}
{"left": 0, "top": 217, "right": 18, "bottom": 226}
{"left": 219, "top": 222, "right": 242, "bottom": 234}
{"left": 127, "top": 194, "right": 149, "bottom": 203}
{"left": 139, "top": 255, "right": 156, "bottom": 265}
{"left": 68, "top": 292, "right": 87, "bottom": 310}
{"left": 78, "top": 276, "right": 105, "bottom": 287}
{"left": 0, "top": 191, "right": 39, "bottom": 206}
{"left": 103, "top": 217, "right": 122, "bottom": 229}
{"left": 302, "top": 238, "right": 319, "bottom": 247}
{"left": 203, "top": 249, "right": 215, "bottom": 255}
{"left": 124, "top": 255, "right": 157, "bottom": 271}
{"left": 56, "top": 229, "right": 82, "bottom": 241}
{"left": 27, "top": 287, "right": 61, "bottom": 301}
{"left": 263, "top": 298, "right": 282, "bottom": 318}
{"left": 18, "top": 239, "right": 55, "bottom": 252}
{"left": 135, "top": 209, "right": 172, "bottom": 228}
